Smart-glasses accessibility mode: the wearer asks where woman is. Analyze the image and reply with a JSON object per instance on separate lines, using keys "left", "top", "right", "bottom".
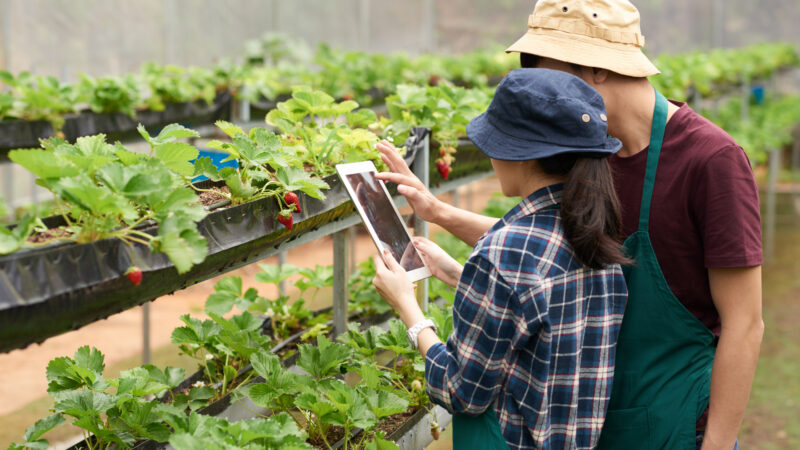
{"left": 372, "top": 68, "right": 629, "bottom": 449}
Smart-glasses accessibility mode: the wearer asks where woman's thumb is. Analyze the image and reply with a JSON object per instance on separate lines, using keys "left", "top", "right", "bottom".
{"left": 382, "top": 249, "right": 402, "bottom": 271}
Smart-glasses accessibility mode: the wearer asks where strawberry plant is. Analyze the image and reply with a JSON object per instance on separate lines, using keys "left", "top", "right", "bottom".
{"left": 377, "top": 83, "right": 492, "bottom": 171}
{"left": 76, "top": 74, "right": 142, "bottom": 116}
{"left": 266, "top": 87, "right": 383, "bottom": 176}
{"left": 7, "top": 127, "right": 208, "bottom": 272}
{"left": 0, "top": 70, "right": 77, "bottom": 129}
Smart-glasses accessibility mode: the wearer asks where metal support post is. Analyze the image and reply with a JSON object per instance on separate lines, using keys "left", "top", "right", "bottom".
{"left": 792, "top": 133, "right": 800, "bottom": 214}
{"left": 277, "top": 252, "right": 287, "bottom": 297}
{"left": 348, "top": 226, "right": 357, "bottom": 274}
{"left": 764, "top": 149, "right": 779, "bottom": 264}
{"left": 333, "top": 229, "right": 350, "bottom": 338}
{"left": 452, "top": 188, "right": 459, "bottom": 208}
{"left": 142, "top": 303, "right": 151, "bottom": 365}
{"left": 412, "top": 134, "right": 430, "bottom": 311}
{"left": 239, "top": 87, "right": 251, "bottom": 123}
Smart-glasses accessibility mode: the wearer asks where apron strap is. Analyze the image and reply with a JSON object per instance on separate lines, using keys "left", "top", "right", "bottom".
{"left": 638, "top": 89, "right": 669, "bottom": 232}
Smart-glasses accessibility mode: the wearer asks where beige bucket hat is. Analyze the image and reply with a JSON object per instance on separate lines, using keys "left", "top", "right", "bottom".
{"left": 506, "top": 0, "right": 660, "bottom": 77}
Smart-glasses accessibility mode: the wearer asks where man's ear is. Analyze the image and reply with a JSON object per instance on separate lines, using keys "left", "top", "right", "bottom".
{"left": 590, "top": 67, "right": 609, "bottom": 84}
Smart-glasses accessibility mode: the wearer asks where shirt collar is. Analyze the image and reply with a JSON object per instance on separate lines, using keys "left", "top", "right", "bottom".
{"left": 491, "top": 183, "right": 563, "bottom": 232}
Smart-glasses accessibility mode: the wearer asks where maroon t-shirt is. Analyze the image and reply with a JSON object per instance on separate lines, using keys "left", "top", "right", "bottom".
{"left": 609, "top": 101, "right": 762, "bottom": 336}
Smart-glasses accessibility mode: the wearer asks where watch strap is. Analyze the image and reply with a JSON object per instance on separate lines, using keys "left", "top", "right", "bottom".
{"left": 407, "top": 318, "right": 437, "bottom": 350}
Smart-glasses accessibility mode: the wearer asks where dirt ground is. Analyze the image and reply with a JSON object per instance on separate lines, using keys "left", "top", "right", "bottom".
{"left": 0, "top": 178, "right": 501, "bottom": 448}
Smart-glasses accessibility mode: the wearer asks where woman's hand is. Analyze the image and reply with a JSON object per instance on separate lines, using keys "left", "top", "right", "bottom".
{"left": 373, "top": 249, "right": 425, "bottom": 328}
{"left": 375, "top": 140, "right": 443, "bottom": 224}
{"left": 412, "top": 237, "right": 464, "bottom": 288}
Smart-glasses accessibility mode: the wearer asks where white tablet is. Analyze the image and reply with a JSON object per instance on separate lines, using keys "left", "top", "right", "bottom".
{"left": 336, "top": 161, "right": 432, "bottom": 282}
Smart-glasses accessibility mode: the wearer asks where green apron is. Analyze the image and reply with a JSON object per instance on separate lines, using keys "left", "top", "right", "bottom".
{"left": 452, "top": 406, "right": 508, "bottom": 449}
{"left": 596, "top": 90, "right": 716, "bottom": 449}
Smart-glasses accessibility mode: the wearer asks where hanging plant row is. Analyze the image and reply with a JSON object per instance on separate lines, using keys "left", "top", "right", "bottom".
{"left": 1, "top": 41, "right": 796, "bottom": 153}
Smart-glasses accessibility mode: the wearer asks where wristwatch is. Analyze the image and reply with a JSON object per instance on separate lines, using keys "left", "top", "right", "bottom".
{"left": 406, "top": 319, "right": 437, "bottom": 350}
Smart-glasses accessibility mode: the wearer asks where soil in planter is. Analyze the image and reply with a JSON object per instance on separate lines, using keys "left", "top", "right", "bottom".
{"left": 309, "top": 425, "right": 346, "bottom": 449}
{"left": 26, "top": 227, "right": 71, "bottom": 244}
{"left": 196, "top": 186, "right": 231, "bottom": 207}
{"left": 374, "top": 408, "right": 417, "bottom": 437}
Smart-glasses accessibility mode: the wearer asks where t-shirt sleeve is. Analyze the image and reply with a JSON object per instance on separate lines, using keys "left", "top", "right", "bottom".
{"left": 693, "top": 144, "right": 762, "bottom": 268}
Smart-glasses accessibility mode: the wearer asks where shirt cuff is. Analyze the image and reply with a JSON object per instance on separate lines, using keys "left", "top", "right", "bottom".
{"left": 424, "top": 341, "right": 453, "bottom": 411}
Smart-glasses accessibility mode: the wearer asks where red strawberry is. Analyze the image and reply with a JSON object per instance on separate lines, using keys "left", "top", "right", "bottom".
{"left": 125, "top": 266, "right": 142, "bottom": 286}
{"left": 439, "top": 148, "right": 446, "bottom": 157}
{"left": 278, "top": 211, "right": 293, "bottom": 229}
{"left": 436, "top": 160, "right": 450, "bottom": 179}
{"left": 428, "top": 74, "right": 440, "bottom": 86}
{"left": 284, "top": 192, "right": 301, "bottom": 213}
{"left": 342, "top": 93, "right": 354, "bottom": 101}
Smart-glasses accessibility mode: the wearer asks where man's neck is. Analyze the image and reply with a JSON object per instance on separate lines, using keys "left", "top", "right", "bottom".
{"left": 607, "top": 80, "right": 679, "bottom": 158}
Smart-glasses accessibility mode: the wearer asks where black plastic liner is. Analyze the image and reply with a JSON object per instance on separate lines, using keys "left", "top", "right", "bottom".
{"left": 0, "top": 128, "right": 432, "bottom": 353}
{"left": 246, "top": 93, "right": 291, "bottom": 123}
{"left": 0, "top": 120, "right": 54, "bottom": 158}
{"left": 62, "top": 92, "right": 233, "bottom": 143}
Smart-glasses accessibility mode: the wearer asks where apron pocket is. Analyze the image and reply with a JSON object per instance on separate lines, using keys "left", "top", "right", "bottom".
{"left": 597, "top": 406, "right": 651, "bottom": 450}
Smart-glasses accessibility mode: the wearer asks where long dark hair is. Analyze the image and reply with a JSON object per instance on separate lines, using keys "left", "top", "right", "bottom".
{"left": 539, "top": 154, "right": 630, "bottom": 269}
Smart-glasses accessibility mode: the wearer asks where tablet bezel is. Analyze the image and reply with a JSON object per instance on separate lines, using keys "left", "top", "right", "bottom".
{"left": 336, "top": 161, "right": 432, "bottom": 282}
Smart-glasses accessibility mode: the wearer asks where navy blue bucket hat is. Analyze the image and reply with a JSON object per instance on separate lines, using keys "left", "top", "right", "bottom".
{"left": 467, "top": 68, "right": 622, "bottom": 160}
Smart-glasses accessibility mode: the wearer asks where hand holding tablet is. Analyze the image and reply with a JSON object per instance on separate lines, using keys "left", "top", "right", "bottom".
{"left": 336, "top": 161, "right": 432, "bottom": 282}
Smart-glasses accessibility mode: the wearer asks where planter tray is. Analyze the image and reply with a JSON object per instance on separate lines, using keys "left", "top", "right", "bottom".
{"left": 0, "top": 133, "right": 487, "bottom": 353}
{"left": 62, "top": 92, "right": 233, "bottom": 143}
{"left": 0, "top": 120, "right": 54, "bottom": 158}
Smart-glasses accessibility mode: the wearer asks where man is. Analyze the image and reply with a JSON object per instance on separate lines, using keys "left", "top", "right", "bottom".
{"left": 376, "top": 1, "right": 763, "bottom": 448}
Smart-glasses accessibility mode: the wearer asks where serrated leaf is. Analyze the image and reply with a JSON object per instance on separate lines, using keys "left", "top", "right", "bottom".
{"left": 192, "top": 156, "right": 221, "bottom": 181}
{"left": 9, "top": 149, "right": 79, "bottom": 180}
{"left": 22, "top": 413, "right": 65, "bottom": 442}
{"left": 364, "top": 389, "right": 409, "bottom": 419}
{"left": 255, "top": 263, "right": 300, "bottom": 285}
{"left": 215, "top": 120, "right": 245, "bottom": 138}
{"left": 297, "top": 335, "right": 352, "bottom": 380}
{"left": 154, "top": 215, "right": 208, "bottom": 273}
{"left": 73, "top": 346, "right": 105, "bottom": 374}
{"left": 155, "top": 142, "right": 199, "bottom": 176}
{"left": 156, "top": 123, "right": 200, "bottom": 142}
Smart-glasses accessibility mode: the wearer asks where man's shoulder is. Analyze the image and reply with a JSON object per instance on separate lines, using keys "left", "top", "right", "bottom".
{"left": 665, "top": 103, "right": 742, "bottom": 158}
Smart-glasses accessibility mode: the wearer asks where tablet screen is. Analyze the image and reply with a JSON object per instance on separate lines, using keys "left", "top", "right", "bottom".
{"left": 344, "top": 171, "right": 425, "bottom": 272}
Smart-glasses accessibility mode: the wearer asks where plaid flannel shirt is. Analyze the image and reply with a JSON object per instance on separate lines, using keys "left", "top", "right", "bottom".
{"left": 425, "top": 184, "right": 627, "bottom": 449}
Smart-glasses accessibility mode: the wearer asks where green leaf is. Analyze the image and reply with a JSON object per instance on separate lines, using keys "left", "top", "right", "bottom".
{"left": 364, "top": 388, "right": 409, "bottom": 419}
{"left": 169, "top": 432, "right": 206, "bottom": 450}
{"left": 215, "top": 120, "right": 245, "bottom": 138}
{"left": 155, "top": 142, "right": 199, "bottom": 176}
{"left": 192, "top": 156, "right": 221, "bottom": 181}
{"left": 52, "top": 176, "right": 138, "bottom": 222}
{"left": 276, "top": 167, "right": 329, "bottom": 200}
{"left": 9, "top": 149, "right": 80, "bottom": 180}
{"left": 365, "top": 432, "right": 400, "bottom": 450}
{"left": 73, "top": 346, "right": 105, "bottom": 374}
{"left": 154, "top": 214, "right": 208, "bottom": 273}
{"left": 219, "top": 166, "right": 257, "bottom": 202}
{"left": 156, "top": 123, "right": 200, "bottom": 142}
{"left": 255, "top": 263, "right": 300, "bottom": 285}
{"left": 53, "top": 389, "right": 116, "bottom": 417}
{"left": 250, "top": 350, "right": 282, "bottom": 380}
{"left": 22, "top": 413, "right": 65, "bottom": 442}
{"left": 297, "top": 334, "right": 352, "bottom": 380}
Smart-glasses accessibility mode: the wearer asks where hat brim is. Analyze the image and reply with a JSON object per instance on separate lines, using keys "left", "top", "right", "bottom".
{"left": 506, "top": 28, "right": 660, "bottom": 78}
{"left": 466, "top": 111, "right": 622, "bottom": 161}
